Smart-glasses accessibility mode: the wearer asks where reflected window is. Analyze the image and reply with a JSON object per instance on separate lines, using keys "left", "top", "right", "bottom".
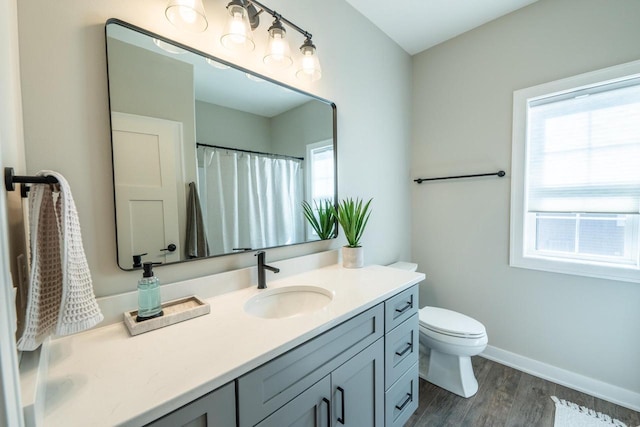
{"left": 307, "top": 140, "right": 334, "bottom": 203}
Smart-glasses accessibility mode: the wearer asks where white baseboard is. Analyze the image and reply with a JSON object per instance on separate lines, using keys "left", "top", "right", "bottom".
{"left": 481, "top": 345, "right": 640, "bottom": 412}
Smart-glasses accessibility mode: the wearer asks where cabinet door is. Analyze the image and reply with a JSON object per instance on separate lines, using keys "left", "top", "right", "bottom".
{"left": 255, "top": 376, "right": 331, "bottom": 427}
{"left": 145, "top": 382, "right": 235, "bottom": 427}
{"left": 331, "top": 339, "right": 384, "bottom": 426}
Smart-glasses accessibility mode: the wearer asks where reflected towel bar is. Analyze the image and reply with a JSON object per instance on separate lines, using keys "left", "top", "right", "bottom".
{"left": 414, "top": 170, "right": 505, "bottom": 184}
{"left": 4, "top": 167, "right": 59, "bottom": 197}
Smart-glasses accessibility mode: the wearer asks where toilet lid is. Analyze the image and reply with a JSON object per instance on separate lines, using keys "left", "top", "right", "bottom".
{"left": 419, "top": 306, "right": 486, "bottom": 338}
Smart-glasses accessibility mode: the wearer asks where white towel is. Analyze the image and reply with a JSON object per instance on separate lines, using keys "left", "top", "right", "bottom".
{"left": 17, "top": 171, "right": 103, "bottom": 351}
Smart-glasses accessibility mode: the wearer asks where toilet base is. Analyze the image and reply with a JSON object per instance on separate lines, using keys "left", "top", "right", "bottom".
{"left": 426, "top": 349, "right": 478, "bottom": 398}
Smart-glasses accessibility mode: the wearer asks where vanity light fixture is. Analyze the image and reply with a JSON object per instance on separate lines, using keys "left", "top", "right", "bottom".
{"left": 263, "top": 17, "right": 293, "bottom": 69}
{"left": 221, "top": 0, "right": 322, "bottom": 81}
{"left": 165, "top": 0, "right": 208, "bottom": 32}
{"left": 164, "top": 0, "right": 322, "bottom": 81}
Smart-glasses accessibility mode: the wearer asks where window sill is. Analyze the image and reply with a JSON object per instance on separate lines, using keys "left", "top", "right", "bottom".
{"left": 509, "top": 253, "right": 640, "bottom": 283}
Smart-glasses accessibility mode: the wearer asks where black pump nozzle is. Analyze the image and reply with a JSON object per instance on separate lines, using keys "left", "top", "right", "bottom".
{"left": 142, "top": 261, "right": 161, "bottom": 278}
{"left": 132, "top": 253, "right": 148, "bottom": 268}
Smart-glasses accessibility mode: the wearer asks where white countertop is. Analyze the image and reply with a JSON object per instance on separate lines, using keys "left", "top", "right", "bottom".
{"left": 42, "top": 264, "right": 424, "bottom": 427}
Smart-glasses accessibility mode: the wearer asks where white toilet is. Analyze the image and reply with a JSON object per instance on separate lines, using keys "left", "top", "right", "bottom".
{"left": 419, "top": 306, "right": 487, "bottom": 397}
{"left": 388, "top": 262, "right": 488, "bottom": 398}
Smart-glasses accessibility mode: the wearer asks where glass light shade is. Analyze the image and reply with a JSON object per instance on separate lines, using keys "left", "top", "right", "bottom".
{"left": 220, "top": 4, "right": 255, "bottom": 51}
{"left": 263, "top": 23, "right": 293, "bottom": 69}
{"left": 296, "top": 41, "right": 322, "bottom": 82}
{"left": 165, "top": 0, "right": 208, "bottom": 32}
{"left": 245, "top": 73, "right": 265, "bottom": 83}
{"left": 153, "top": 38, "right": 186, "bottom": 54}
{"left": 205, "top": 58, "right": 230, "bottom": 70}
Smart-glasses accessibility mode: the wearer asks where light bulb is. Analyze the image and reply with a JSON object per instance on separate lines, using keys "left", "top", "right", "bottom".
{"left": 179, "top": 6, "right": 197, "bottom": 24}
{"left": 165, "top": 0, "right": 208, "bottom": 32}
{"left": 229, "top": 12, "right": 247, "bottom": 43}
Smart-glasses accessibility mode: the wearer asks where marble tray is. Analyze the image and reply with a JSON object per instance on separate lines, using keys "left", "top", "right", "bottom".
{"left": 123, "top": 296, "right": 210, "bottom": 336}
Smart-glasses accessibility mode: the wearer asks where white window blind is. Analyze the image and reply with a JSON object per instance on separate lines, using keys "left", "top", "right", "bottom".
{"left": 526, "top": 78, "right": 640, "bottom": 214}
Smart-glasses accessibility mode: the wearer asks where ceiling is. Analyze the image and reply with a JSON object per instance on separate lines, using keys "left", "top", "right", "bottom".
{"left": 345, "top": 0, "right": 539, "bottom": 55}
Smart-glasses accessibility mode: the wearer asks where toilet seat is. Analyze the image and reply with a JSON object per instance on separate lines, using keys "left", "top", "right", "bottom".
{"left": 419, "top": 307, "right": 486, "bottom": 339}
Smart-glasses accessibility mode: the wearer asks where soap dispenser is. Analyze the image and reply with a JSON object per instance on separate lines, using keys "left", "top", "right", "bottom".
{"left": 136, "top": 262, "right": 163, "bottom": 322}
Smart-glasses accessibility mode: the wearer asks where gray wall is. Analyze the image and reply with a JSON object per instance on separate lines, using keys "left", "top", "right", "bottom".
{"left": 412, "top": 0, "right": 640, "bottom": 396}
{"left": 195, "top": 100, "right": 271, "bottom": 152}
{"left": 271, "top": 100, "right": 334, "bottom": 158}
{"left": 15, "top": 0, "right": 413, "bottom": 297}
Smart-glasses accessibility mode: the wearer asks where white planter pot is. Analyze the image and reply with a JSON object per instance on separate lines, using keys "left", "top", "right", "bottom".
{"left": 342, "top": 246, "right": 364, "bottom": 268}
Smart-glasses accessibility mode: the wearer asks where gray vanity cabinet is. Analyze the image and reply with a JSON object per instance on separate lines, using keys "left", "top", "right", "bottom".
{"left": 252, "top": 337, "right": 384, "bottom": 427}
{"left": 238, "top": 304, "right": 384, "bottom": 427}
{"left": 383, "top": 286, "right": 420, "bottom": 427}
{"left": 254, "top": 376, "right": 331, "bottom": 427}
{"left": 145, "top": 381, "right": 235, "bottom": 427}
{"left": 330, "top": 338, "right": 384, "bottom": 426}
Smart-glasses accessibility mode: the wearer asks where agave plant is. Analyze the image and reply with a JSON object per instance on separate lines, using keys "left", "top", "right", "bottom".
{"left": 302, "top": 199, "right": 337, "bottom": 240}
{"left": 334, "top": 197, "right": 372, "bottom": 248}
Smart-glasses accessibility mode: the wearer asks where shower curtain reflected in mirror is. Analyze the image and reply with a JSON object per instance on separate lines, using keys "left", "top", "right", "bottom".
{"left": 197, "top": 146, "right": 305, "bottom": 254}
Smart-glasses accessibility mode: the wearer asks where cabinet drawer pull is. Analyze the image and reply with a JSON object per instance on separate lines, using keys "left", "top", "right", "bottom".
{"left": 395, "top": 393, "right": 412, "bottom": 411}
{"left": 322, "top": 397, "right": 331, "bottom": 427}
{"left": 395, "top": 342, "right": 412, "bottom": 357}
{"left": 337, "top": 386, "right": 345, "bottom": 425}
{"left": 395, "top": 300, "right": 412, "bottom": 314}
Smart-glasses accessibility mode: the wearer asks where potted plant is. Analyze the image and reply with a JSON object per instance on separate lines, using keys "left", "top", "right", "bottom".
{"left": 334, "top": 197, "right": 372, "bottom": 268}
{"left": 302, "top": 199, "right": 336, "bottom": 240}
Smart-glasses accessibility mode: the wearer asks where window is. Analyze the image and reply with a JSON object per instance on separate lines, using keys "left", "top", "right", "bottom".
{"left": 306, "top": 140, "right": 335, "bottom": 203}
{"left": 304, "top": 140, "right": 335, "bottom": 238}
{"left": 511, "top": 60, "right": 640, "bottom": 283}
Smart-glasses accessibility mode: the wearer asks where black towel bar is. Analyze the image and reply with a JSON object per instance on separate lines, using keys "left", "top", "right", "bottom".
{"left": 4, "top": 167, "right": 59, "bottom": 197}
{"left": 414, "top": 170, "right": 505, "bottom": 184}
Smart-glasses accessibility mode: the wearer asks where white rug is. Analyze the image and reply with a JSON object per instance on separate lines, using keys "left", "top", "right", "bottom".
{"left": 552, "top": 396, "right": 629, "bottom": 427}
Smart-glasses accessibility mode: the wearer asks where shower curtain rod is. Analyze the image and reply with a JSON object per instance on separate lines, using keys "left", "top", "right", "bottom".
{"left": 414, "top": 170, "right": 505, "bottom": 184}
{"left": 196, "top": 143, "right": 304, "bottom": 161}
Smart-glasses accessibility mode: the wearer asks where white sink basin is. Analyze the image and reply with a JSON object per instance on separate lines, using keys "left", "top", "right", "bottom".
{"left": 244, "top": 285, "right": 333, "bottom": 319}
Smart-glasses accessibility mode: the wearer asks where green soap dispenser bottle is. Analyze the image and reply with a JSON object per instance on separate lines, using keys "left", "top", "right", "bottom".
{"left": 136, "top": 262, "right": 164, "bottom": 322}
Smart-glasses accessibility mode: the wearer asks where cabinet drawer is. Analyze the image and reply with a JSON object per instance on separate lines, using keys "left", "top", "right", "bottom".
{"left": 385, "top": 313, "right": 419, "bottom": 389}
{"left": 384, "top": 285, "right": 418, "bottom": 332}
{"left": 384, "top": 362, "right": 419, "bottom": 427}
{"left": 238, "top": 304, "right": 383, "bottom": 427}
{"left": 145, "top": 381, "right": 235, "bottom": 427}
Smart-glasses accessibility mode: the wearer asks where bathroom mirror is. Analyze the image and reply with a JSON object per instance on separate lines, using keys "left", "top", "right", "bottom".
{"left": 105, "top": 19, "right": 337, "bottom": 270}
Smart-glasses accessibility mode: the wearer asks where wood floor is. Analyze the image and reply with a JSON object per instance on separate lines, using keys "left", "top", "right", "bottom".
{"left": 405, "top": 357, "right": 640, "bottom": 427}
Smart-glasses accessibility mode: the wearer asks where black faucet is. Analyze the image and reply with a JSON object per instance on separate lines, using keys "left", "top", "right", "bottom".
{"left": 255, "top": 251, "right": 280, "bottom": 289}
